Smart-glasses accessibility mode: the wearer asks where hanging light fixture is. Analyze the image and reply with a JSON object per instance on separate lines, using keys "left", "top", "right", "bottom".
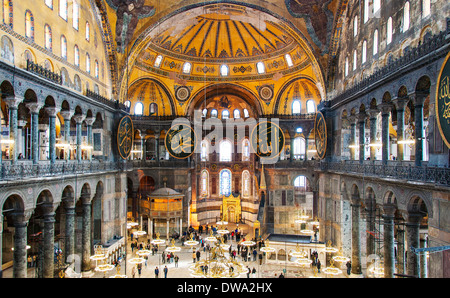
{"left": 260, "top": 240, "right": 276, "bottom": 253}
{"left": 151, "top": 232, "right": 166, "bottom": 245}
{"left": 322, "top": 259, "right": 342, "bottom": 276}
{"left": 184, "top": 234, "right": 199, "bottom": 246}
{"left": 109, "top": 264, "right": 128, "bottom": 278}
{"left": 205, "top": 230, "right": 218, "bottom": 242}
{"left": 323, "top": 240, "right": 339, "bottom": 253}
{"left": 165, "top": 238, "right": 181, "bottom": 252}
{"left": 332, "top": 249, "right": 350, "bottom": 263}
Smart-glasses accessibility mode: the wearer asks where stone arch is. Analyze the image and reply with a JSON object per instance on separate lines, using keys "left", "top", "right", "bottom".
{"left": 383, "top": 189, "right": 398, "bottom": 206}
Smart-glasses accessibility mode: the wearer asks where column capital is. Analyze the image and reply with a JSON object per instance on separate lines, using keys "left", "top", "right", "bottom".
{"left": 406, "top": 212, "right": 423, "bottom": 225}
{"left": 368, "top": 108, "right": 379, "bottom": 119}
{"left": 60, "top": 110, "right": 73, "bottom": 120}
{"left": 392, "top": 97, "right": 409, "bottom": 110}
{"left": 2, "top": 95, "right": 21, "bottom": 108}
{"left": 409, "top": 92, "right": 428, "bottom": 106}
{"left": 379, "top": 102, "right": 392, "bottom": 115}
{"left": 26, "top": 102, "right": 42, "bottom": 114}
{"left": 357, "top": 111, "right": 367, "bottom": 123}
{"left": 382, "top": 203, "right": 397, "bottom": 218}
{"left": 347, "top": 114, "right": 357, "bottom": 124}
{"left": 73, "top": 114, "right": 85, "bottom": 124}
{"left": 45, "top": 107, "right": 58, "bottom": 117}
{"left": 84, "top": 116, "right": 95, "bottom": 126}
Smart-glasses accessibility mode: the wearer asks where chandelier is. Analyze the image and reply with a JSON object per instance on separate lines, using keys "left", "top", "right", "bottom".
{"left": 184, "top": 234, "right": 199, "bottom": 246}
{"left": 322, "top": 259, "right": 342, "bottom": 276}
{"left": 151, "top": 233, "right": 166, "bottom": 245}
{"left": 205, "top": 230, "right": 218, "bottom": 242}
{"left": 136, "top": 249, "right": 152, "bottom": 257}
{"left": 109, "top": 264, "right": 128, "bottom": 278}
{"left": 165, "top": 238, "right": 181, "bottom": 252}
{"left": 323, "top": 240, "right": 339, "bottom": 253}
{"left": 331, "top": 249, "right": 350, "bottom": 263}
{"left": 260, "top": 240, "right": 276, "bottom": 253}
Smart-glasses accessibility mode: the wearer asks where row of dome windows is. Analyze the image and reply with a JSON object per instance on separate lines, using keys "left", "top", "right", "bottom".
{"left": 344, "top": 0, "right": 432, "bottom": 77}
{"left": 153, "top": 53, "right": 294, "bottom": 75}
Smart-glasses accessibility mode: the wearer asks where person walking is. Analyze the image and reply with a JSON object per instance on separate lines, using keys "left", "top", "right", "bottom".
{"left": 196, "top": 250, "right": 201, "bottom": 262}
{"left": 252, "top": 267, "right": 256, "bottom": 278}
{"left": 164, "top": 265, "right": 168, "bottom": 278}
{"left": 192, "top": 251, "right": 196, "bottom": 263}
{"left": 317, "top": 259, "right": 321, "bottom": 273}
{"left": 246, "top": 266, "right": 251, "bottom": 278}
{"left": 174, "top": 255, "right": 179, "bottom": 267}
{"left": 137, "top": 263, "right": 142, "bottom": 277}
{"left": 154, "top": 266, "right": 159, "bottom": 278}
{"left": 346, "top": 261, "right": 352, "bottom": 275}
{"left": 132, "top": 266, "right": 136, "bottom": 278}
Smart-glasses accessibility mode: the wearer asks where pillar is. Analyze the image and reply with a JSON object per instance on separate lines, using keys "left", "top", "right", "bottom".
{"left": 357, "top": 112, "right": 366, "bottom": 163}
{"left": 412, "top": 93, "right": 427, "bottom": 167}
{"left": 420, "top": 236, "right": 427, "bottom": 278}
{"left": 26, "top": 103, "right": 41, "bottom": 164}
{"left": 348, "top": 115, "right": 357, "bottom": 160}
{"left": 74, "top": 115, "right": 84, "bottom": 162}
{"left": 382, "top": 204, "right": 396, "bottom": 278}
{"left": 379, "top": 103, "right": 392, "bottom": 164}
{"left": 392, "top": 97, "right": 408, "bottom": 161}
{"left": 166, "top": 219, "right": 170, "bottom": 239}
{"left": 155, "top": 130, "right": 160, "bottom": 161}
{"left": 350, "top": 194, "right": 362, "bottom": 275}
{"left": 46, "top": 107, "right": 58, "bottom": 164}
{"left": 0, "top": 214, "right": 3, "bottom": 278}
{"left": 42, "top": 203, "right": 56, "bottom": 278}
{"left": 60, "top": 110, "right": 72, "bottom": 160}
{"left": 141, "top": 133, "right": 147, "bottom": 160}
{"left": 4, "top": 96, "right": 20, "bottom": 164}
{"left": 64, "top": 198, "right": 76, "bottom": 263}
{"left": 368, "top": 109, "right": 379, "bottom": 160}
{"left": 364, "top": 194, "right": 376, "bottom": 258}
{"left": 406, "top": 212, "right": 422, "bottom": 277}
{"left": 85, "top": 116, "right": 95, "bottom": 161}
{"left": 81, "top": 194, "right": 92, "bottom": 273}
{"left": 397, "top": 225, "right": 406, "bottom": 275}
{"left": 12, "top": 213, "right": 29, "bottom": 278}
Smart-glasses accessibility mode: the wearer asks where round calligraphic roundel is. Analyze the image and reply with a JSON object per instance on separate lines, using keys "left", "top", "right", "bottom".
{"left": 314, "top": 111, "right": 327, "bottom": 159}
{"left": 435, "top": 51, "right": 450, "bottom": 149}
{"left": 259, "top": 85, "right": 274, "bottom": 102}
{"left": 165, "top": 124, "right": 197, "bottom": 159}
{"left": 175, "top": 86, "right": 190, "bottom": 102}
{"left": 250, "top": 121, "right": 285, "bottom": 159}
{"left": 117, "top": 115, "right": 134, "bottom": 159}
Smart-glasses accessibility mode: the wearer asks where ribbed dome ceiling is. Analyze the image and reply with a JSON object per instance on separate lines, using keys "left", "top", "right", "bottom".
{"left": 148, "top": 12, "right": 295, "bottom": 61}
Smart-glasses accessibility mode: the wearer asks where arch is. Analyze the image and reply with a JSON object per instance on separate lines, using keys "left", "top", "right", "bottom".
{"left": 242, "top": 170, "right": 251, "bottom": 198}
{"left": 219, "top": 169, "right": 232, "bottom": 196}
{"left": 383, "top": 190, "right": 397, "bottom": 206}
{"left": 25, "top": 10, "right": 34, "bottom": 41}
{"left": 200, "top": 170, "right": 209, "bottom": 197}
{"left": 0, "top": 35, "right": 14, "bottom": 64}
{"left": 219, "top": 139, "right": 233, "bottom": 162}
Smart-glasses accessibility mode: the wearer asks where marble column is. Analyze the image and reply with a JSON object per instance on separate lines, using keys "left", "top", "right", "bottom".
{"left": 397, "top": 225, "right": 406, "bottom": 275}
{"left": 412, "top": 93, "right": 427, "bottom": 167}
{"left": 364, "top": 193, "right": 376, "bottom": 258}
{"left": 74, "top": 115, "right": 84, "bottom": 162}
{"left": 81, "top": 195, "right": 92, "bottom": 273}
{"left": 64, "top": 198, "right": 76, "bottom": 263}
{"left": 46, "top": 107, "right": 58, "bottom": 164}
{"left": 0, "top": 214, "right": 3, "bottom": 278}
{"left": 3, "top": 96, "right": 20, "bottom": 164}
{"left": 12, "top": 213, "right": 29, "bottom": 278}
{"left": 406, "top": 212, "right": 422, "bottom": 277}
{"left": 350, "top": 194, "right": 362, "bottom": 275}
{"left": 141, "top": 133, "right": 147, "bottom": 160}
{"left": 379, "top": 103, "right": 392, "bottom": 164}
{"left": 357, "top": 112, "right": 366, "bottom": 163}
{"left": 420, "top": 236, "right": 427, "bottom": 278}
{"left": 382, "top": 204, "right": 396, "bottom": 278}
{"left": 348, "top": 115, "right": 357, "bottom": 160}
{"left": 368, "top": 109, "right": 379, "bottom": 160}
{"left": 85, "top": 116, "right": 95, "bottom": 161}
{"left": 26, "top": 103, "right": 41, "bottom": 164}
{"left": 42, "top": 203, "right": 56, "bottom": 278}
{"left": 392, "top": 97, "right": 408, "bottom": 161}
{"left": 155, "top": 130, "right": 160, "bottom": 161}
{"left": 60, "top": 110, "right": 72, "bottom": 160}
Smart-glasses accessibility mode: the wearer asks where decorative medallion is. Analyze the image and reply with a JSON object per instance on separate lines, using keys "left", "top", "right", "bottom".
{"left": 117, "top": 115, "right": 134, "bottom": 159}
{"left": 165, "top": 123, "right": 197, "bottom": 159}
{"left": 314, "top": 111, "right": 327, "bottom": 159}
{"left": 436, "top": 51, "right": 450, "bottom": 149}
{"left": 258, "top": 85, "right": 274, "bottom": 103}
{"left": 250, "top": 121, "right": 285, "bottom": 159}
{"left": 175, "top": 86, "right": 190, "bottom": 103}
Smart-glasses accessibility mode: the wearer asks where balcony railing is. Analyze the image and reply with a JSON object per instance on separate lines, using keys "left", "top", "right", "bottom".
{"left": 26, "top": 60, "right": 62, "bottom": 85}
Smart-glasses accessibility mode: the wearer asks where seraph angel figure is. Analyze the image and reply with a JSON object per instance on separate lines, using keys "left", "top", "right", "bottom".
{"left": 106, "top": 0, "right": 155, "bottom": 53}
{"left": 285, "top": 0, "right": 331, "bottom": 50}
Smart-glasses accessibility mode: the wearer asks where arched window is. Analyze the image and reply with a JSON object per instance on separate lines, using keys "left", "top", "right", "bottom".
{"left": 201, "top": 139, "right": 209, "bottom": 161}
{"left": 373, "top": 0, "right": 380, "bottom": 14}
{"left": 285, "top": 54, "right": 293, "bottom": 67}
{"left": 306, "top": 100, "right": 315, "bottom": 114}
{"left": 95, "top": 60, "right": 99, "bottom": 78}
{"left": 134, "top": 102, "right": 144, "bottom": 115}
{"left": 124, "top": 100, "right": 131, "bottom": 109}
{"left": 403, "top": 2, "right": 410, "bottom": 32}
{"left": 242, "top": 170, "right": 250, "bottom": 198}
{"left": 61, "top": 35, "right": 67, "bottom": 59}
{"left": 386, "top": 17, "right": 393, "bottom": 45}
{"left": 222, "top": 110, "right": 229, "bottom": 119}
{"left": 154, "top": 55, "right": 162, "bottom": 67}
{"left": 256, "top": 62, "right": 265, "bottom": 74}
{"left": 353, "top": 15, "right": 358, "bottom": 37}
{"left": 59, "top": 0, "right": 67, "bottom": 20}
{"left": 293, "top": 137, "right": 306, "bottom": 160}
{"left": 201, "top": 170, "right": 209, "bottom": 197}
{"left": 44, "top": 24, "right": 52, "bottom": 51}
{"left": 220, "top": 169, "right": 232, "bottom": 196}
{"left": 211, "top": 109, "right": 218, "bottom": 118}
{"left": 220, "top": 64, "right": 229, "bottom": 76}
{"left": 202, "top": 108, "right": 207, "bottom": 118}
{"left": 25, "top": 10, "right": 34, "bottom": 41}
{"left": 45, "top": 0, "right": 53, "bottom": 8}
{"left": 72, "top": 0, "right": 79, "bottom": 30}
{"left": 3, "top": 0, "right": 13, "bottom": 29}
{"left": 149, "top": 103, "right": 157, "bottom": 115}
{"left": 233, "top": 109, "right": 240, "bottom": 118}
{"left": 85, "top": 22, "right": 90, "bottom": 41}
{"left": 296, "top": 127, "right": 303, "bottom": 133}
{"left": 292, "top": 100, "right": 301, "bottom": 114}
{"left": 242, "top": 138, "right": 250, "bottom": 161}
{"left": 182, "top": 62, "right": 191, "bottom": 74}
{"left": 219, "top": 139, "right": 232, "bottom": 162}
{"left": 294, "top": 175, "right": 306, "bottom": 187}
{"left": 85, "top": 53, "right": 90, "bottom": 73}
{"left": 74, "top": 45, "right": 79, "bottom": 66}
{"left": 353, "top": 49, "right": 357, "bottom": 70}
{"left": 422, "top": 0, "right": 430, "bottom": 18}
{"left": 364, "top": 0, "right": 369, "bottom": 23}
{"left": 0, "top": 35, "right": 14, "bottom": 64}
{"left": 345, "top": 57, "right": 349, "bottom": 76}
{"left": 362, "top": 40, "right": 367, "bottom": 64}
{"left": 243, "top": 108, "right": 249, "bottom": 118}
{"left": 373, "top": 30, "right": 378, "bottom": 56}
{"left": 294, "top": 175, "right": 307, "bottom": 196}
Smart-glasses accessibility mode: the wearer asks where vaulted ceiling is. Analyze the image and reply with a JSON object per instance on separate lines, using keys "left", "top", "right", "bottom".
{"left": 94, "top": 0, "right": 348, "bottom": 103}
